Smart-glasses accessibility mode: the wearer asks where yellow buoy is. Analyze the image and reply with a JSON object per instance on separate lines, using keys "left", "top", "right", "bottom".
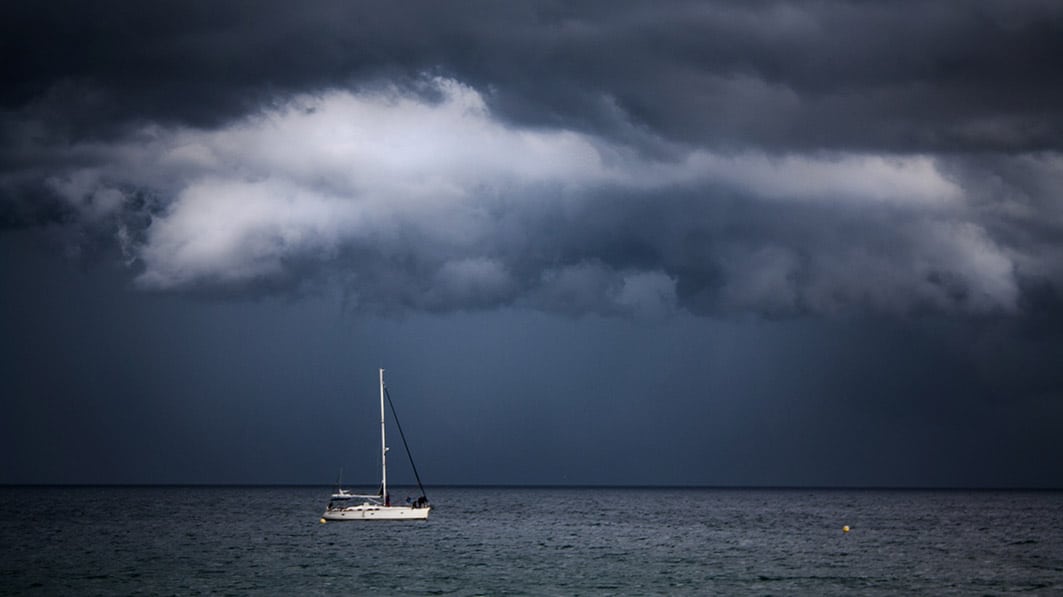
{"left": 842, "top": 525, "right": 850, "bottom": 533}
{"left": 320, "top": 518, "right": 327, "bottom": 524}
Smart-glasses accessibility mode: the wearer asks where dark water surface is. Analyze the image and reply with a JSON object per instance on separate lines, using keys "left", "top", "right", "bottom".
{"left": 1, "top": 487, "right": 1061, "bottom": 595}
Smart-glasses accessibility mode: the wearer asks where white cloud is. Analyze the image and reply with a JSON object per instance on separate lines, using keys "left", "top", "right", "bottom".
{"left": 681, "top": 152, "right": 963, "bottom": 205}
{"left": 912, "top": 221, "right": 1018, "bottom": 313}
{"left": 129, "top": 79, "right": 628, "bottom": 290}
{"left": 798, "top": 221, "right": 1018, "bottom": 315}
{"left": 46, "top": 171, "right": 126, "bottom": 222}
{"left": 137, "top": 178, "right": 359, "bottom": 288}
{"left": 27, "top": 76, "right": 1032, "bottom": 316}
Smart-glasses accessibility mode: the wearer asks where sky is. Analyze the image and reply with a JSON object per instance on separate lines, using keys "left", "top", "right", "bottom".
{"left": 2, "top": 0, "right": 1063, "bottom": 487}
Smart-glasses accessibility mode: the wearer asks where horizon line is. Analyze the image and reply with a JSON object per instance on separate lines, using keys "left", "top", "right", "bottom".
{"left": 2, "top": 483, "right": 1061, "bottom": 491}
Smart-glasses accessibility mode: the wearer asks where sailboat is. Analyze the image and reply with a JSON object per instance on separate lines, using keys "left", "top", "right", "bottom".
{"left": 322, "top": 368, "right": 431, "bottom": 521}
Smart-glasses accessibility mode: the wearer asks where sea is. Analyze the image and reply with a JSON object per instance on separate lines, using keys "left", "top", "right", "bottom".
{"left": 1, "top": 486, "right": 1061, "bottom": 595}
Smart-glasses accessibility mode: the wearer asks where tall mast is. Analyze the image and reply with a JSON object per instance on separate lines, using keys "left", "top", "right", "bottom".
{"left": 380, "top": 368, "right": 388, "bottom": 504}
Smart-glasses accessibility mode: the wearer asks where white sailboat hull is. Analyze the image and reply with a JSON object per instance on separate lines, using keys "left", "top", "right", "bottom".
{"left": 322, "top": 504, "right": 430, "bottom": 521}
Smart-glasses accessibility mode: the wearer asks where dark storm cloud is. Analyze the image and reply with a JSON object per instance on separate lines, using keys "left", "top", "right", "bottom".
{"left": 3, "top": 0, "right": 1063, "bottom": 149}
{"left": 2, "top": 0, "right": 1062, "bottom": 318}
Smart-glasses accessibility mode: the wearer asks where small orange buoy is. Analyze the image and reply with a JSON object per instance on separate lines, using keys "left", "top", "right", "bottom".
{"left": 842, "top": 525, "right": 850, "bottom": 533}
